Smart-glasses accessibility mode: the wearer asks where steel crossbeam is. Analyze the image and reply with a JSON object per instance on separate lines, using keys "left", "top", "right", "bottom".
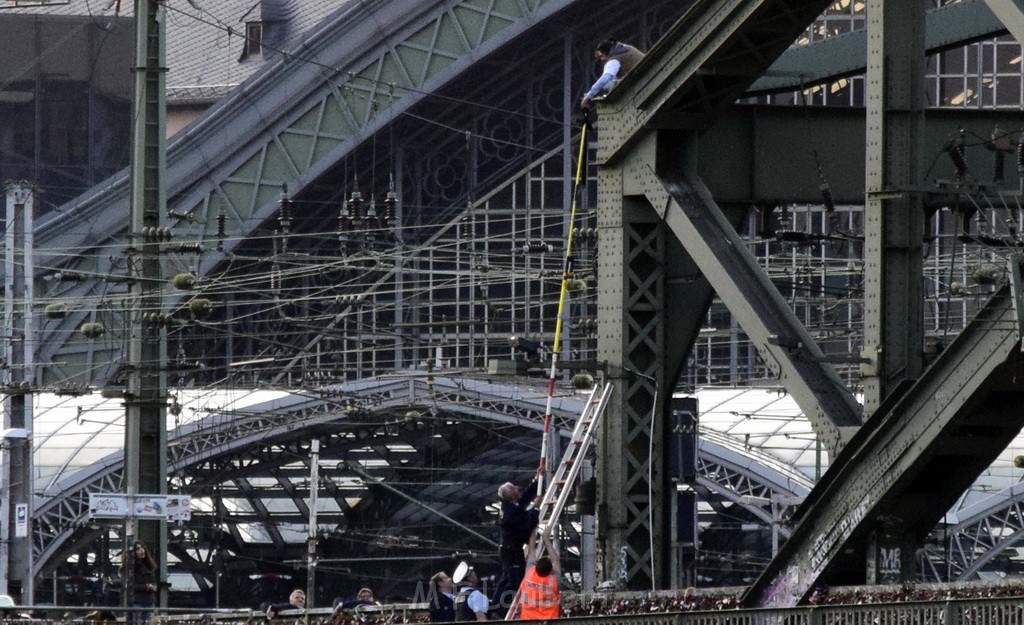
{"left": 748, "top": 0, "right": 1008, "bottom": 95}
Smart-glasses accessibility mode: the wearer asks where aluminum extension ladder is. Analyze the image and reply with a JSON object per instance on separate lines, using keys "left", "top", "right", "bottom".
{"left": 505, "top": 382, "right": 613, "bottom": 620}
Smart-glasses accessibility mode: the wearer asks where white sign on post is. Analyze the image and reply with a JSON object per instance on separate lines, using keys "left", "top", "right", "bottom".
{"left": 166, "top": 496, "right": 192, "bottom": 522}
{"left": 15, "top": 503, "right": 27, "bottom": 538}
{"left": 133, "top": 496, "right": 167, "bottom": 519}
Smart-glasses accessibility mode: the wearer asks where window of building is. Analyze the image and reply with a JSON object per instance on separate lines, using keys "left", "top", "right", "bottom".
{"left": 245, "top": 21, "right": 263, "bottom": 57}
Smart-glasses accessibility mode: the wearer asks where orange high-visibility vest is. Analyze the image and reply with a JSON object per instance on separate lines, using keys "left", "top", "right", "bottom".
{"left": 519, "top": 566, "right": 560, "bottom": 619}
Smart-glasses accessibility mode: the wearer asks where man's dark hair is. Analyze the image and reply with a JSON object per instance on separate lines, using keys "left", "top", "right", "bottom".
{"left": 535, "top": 557, "right": 553, "bottom": 577}
{"left": 596, "top": 38, "right": 618, "bottom": 55}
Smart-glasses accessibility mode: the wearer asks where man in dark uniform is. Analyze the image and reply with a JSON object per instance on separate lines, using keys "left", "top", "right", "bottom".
{"left": 428, "top": 571, "right": 456, "bottom": 623}
{"left": 492, "top": 477, "right": 540, "bottom": 612}
{"left": 453, "top": 564, "right": 488, "bottom": 621}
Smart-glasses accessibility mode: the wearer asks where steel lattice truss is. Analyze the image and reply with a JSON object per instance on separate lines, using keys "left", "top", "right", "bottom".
{"left": 920, "top": 482, "right": 1024, "bottom": 582}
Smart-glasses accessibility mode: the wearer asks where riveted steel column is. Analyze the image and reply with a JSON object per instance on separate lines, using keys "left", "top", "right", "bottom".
{"left": 597, "top": 133, "right": 669, "bottom": 591}
{"left": 862, "top": 0, "right": 926, "bottom": 413}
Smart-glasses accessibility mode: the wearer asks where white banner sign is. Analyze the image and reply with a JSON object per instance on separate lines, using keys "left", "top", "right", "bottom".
{"left": 89, "top": 494, "right": 191, "bottom": 521}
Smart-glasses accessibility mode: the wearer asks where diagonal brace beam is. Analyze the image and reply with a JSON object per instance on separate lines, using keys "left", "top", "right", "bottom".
{"left": 984, "top": 0, "right": 1024, "bottom": 44}
{"left": 744, "top": 284, "right": 1024, "bottom": 607}
{"left": 645, "top": 167, "right": 861, "bottom": 455}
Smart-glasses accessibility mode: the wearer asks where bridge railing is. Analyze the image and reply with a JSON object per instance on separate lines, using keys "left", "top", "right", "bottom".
{"left": 9, "top": 595, "right": 1024, "bottom": 625}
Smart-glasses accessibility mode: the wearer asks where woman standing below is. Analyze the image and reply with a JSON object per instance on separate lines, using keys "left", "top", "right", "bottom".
{"left": 119, "top": 541, "right": 157, "bottom": 624}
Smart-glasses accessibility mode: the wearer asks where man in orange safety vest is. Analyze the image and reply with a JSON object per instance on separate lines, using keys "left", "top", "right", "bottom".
{"left": 519, "top": 536, "right": 561, "bottom": 620}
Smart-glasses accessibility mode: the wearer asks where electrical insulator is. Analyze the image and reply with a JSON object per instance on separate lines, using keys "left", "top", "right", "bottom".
{"left": 80, "top": 322, "right": 105, "bottom": 339}
{"left": 348, "top": 190, "right": 365, "bottom": 227}
{"left": 383, "top": 189, "right": 398, "bottom": 226}
{"left": 820, "top": 183, "right": 836, "bottom": 212}
{"left": 143, "top": 226, "right": 173, "bottom": 243}
{"left": 571, "top": 373, "right": 595, "bottom": 389}
{"left": 216, "top": 211, "right": 227, "bottom": 251}
{"left": 519, "top": 241, "right": 554, "bottom": 254}
{"left": 338, "top": 200, "right": 351, "bottom": 234}
{"left": 143, "top": 312, "right": 173, "bottom": 327}
{"left": 946, "top": 142, "right": 968, "bottom": 178}
{"left": 566, "top": 279, "right": 587, "bottom": 293}
{"left": 50, "top": 271, "right": 86, "bottom": 282}
{"left": 45, "top": 303, "right": 68, "bottom": 319}
{"left": 973, "top": 264, "right": 1002, "bottom": 285}
{"left": 337, "top": 293, "right": 363, "bottom": 306}
{"left": 175, "top": 243, "right": 204, "bottom": 254}
{"left": 189, "top": 298, "right": 213, "bottom": 318}
{"left": 166, "top": 209, "right": 194, "bottom": 221}
{"left": 1018, "top": 139, "right": 1024, "bottom": 176}
{"left": 278, "top": 186, "right": 292, "bottom": 232}
{"left": 573, "top": 227, "right": 597, "bottom": 244}
{"left": 172, "top": 273, "right": 197, "bottom": 290}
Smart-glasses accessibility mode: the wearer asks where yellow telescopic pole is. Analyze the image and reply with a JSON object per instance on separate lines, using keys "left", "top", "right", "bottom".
{"left": 537, "top": 118, "right": 590, "bottom": 499}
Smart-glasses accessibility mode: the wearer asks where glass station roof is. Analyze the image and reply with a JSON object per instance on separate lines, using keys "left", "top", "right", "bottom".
{"left": 25, "top": 384, "right": 1024, "bottom": 522}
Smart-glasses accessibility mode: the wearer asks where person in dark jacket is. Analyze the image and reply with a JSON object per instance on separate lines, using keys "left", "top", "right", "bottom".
{"left": 492, "top": 476, "right": 541, "bottom": 612}
{"left": 119, "top": 541, "right": 157, "bottom": 624}
{"left": 428, "top": 572, "right": 456, "bottom": 622}
{"left": 266, "top": 589, "right": 306, "bottom": 618}
{"left": 453, "top": 565, "right": 488, "bottom": 621}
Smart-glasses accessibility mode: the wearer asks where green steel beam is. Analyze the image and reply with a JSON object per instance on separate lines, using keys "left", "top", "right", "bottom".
{"left": 749, "top": 0, "right": 1007, "bottom": 94}
{"left": 697, "top": 106, "right": 1024, "bottom": 206}
{"left": 596, "top": 156, "right": 671, "bottom": 590}
{"left": 862, "top": 0, "right": 927, "bottom": 414}
{"left": 983, "top": 0, "right": 1024, "bottom": 44}
{"left": 596, "top": 0, "right": 834, "bottom": 165}
{"left": 649, "top": 134, "right": 861, "bottom": 455}
{"left": 744, "top": 283, "right": 1024, "bottom": 607}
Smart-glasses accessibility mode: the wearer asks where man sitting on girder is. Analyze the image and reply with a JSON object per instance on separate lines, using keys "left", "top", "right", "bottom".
{"left": 580, "top": 38, "right": 645, "bottom": 109}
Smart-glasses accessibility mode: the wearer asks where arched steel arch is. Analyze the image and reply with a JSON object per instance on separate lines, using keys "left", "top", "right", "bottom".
{"left": 29, "top": 0, "right": 686, "bottom": 388}
{"left": 33, "top": 377, "right": 810, "bottom": 579}
{"left": 33, "top": 376, "right": 583, "bottom": 573}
